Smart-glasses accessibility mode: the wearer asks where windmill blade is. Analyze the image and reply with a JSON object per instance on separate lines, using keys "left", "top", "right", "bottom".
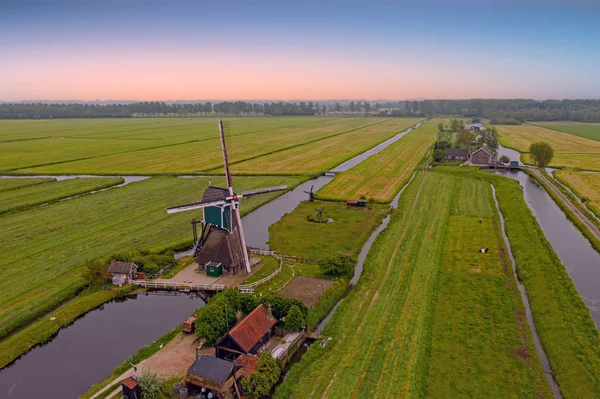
{"left": 310, "top": 185, "right": 314, "bottom": 193}
{"left": 166, "top": 199, "right": 227, "bottom": 214}
{"left": 241, "top": 185, "right": 287, "bottom": 198}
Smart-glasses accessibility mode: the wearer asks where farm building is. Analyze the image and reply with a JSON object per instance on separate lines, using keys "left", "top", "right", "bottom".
{"left": 215, "top": 304, "right": 277, "bottom": 361}
{"left": 105, "top": 260, "right": 138, "bottom": 283}
{"left": 185, "top": 356, "right": 237, "bottom": 398}
{"left": 443, "top": 148, "right": 470, "bottom": 161}
{"left": 464, "top": 122, "right": 486, "bottom": 131}
{"left": 121, "top": 376, "right": 140, "bottom": 399}
{"left": 470, "top": 147, "right": 494, "bottom": 165}
{"left": 347, "top": 199, "right": 367, "bottom": 207}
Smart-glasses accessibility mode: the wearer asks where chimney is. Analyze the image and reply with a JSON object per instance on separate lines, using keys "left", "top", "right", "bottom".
{"left": 267, "top": 304, "right": 273, "bottom": 320}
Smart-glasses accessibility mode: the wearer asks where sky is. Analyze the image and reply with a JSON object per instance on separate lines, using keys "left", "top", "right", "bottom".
{"left": 1, "top": 0, "right": 599, "bottom": 101}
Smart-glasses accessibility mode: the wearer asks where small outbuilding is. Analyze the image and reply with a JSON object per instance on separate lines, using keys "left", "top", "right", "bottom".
{"left": 206, "top": 261, "right": 223, "bottom": 277}
{"left": 185, "top": 356, "right": 237, "bottom": 398}
{"left": 464, "top": 122, "right": 486, "bottom": 131}
{"left": 215, "top": 304, "right": 277, "bottom": 361}
{"left": 347, "top": 199, "right": 367, "bottom": 207}
{"left": 443, "top": 148, "right": 470, "bottom": 161}
{"left": 121, "top": 376, "right": 140, "bottom": 399}
{"left": 105, "top": 260, "right": 138, "bottom": 283}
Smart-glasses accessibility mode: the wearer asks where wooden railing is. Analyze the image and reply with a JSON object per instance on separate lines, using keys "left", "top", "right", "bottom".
{"left": 238, "top": 255, "right": 283, "bottom": 294}
{"left": 131, "top": 280, "right": 226, "bottom": 292}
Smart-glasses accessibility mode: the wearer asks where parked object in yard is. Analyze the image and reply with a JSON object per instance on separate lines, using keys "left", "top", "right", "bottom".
{"left": 182, "top": 316, "right": 197, "bottom": 333}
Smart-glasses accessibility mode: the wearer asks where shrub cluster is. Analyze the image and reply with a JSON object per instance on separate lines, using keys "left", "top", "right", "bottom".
{"left": 241, "top": 353, "right": 282, "bottom": 399}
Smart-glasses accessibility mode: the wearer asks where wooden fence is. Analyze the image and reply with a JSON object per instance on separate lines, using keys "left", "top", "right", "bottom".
{"left": 237, "top": 255, "right": 283, "bottom": 294}
{"left": 131, "top": 280, "right": 226, "bottom": 292}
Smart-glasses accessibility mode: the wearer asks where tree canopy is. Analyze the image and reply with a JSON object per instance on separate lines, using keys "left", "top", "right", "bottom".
{"left": 318, "top": 254, "right": 355, "bottom": 278}
{"left": 529, "top": 142, "right": 554, "bottom": 167}
{"left": 284, "top": 305, "right": 305, "bottom": 332}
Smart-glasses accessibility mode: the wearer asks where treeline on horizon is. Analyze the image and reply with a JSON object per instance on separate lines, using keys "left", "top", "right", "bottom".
{"left": 2, "top": 99, "right": 600, "bottom": 122}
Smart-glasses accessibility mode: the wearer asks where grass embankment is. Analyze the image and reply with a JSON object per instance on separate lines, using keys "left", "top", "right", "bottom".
{"left": 496, "top": 123, "right": 600, "bottom": 171}
{"left": 0, "top": 177, "right": 55, "bottom": 192}
{"left": 268, "top": 201, "right": 389, "bottom": 259}
{"left": 276, "top": 170, "right": 550, "bottom": 398}
{"left": 526, "top": 169, "right": 600, "bottom": 254}
{"left": 453, "top": 167, "right": 600, "bottom": 398}
{"left": 241, "top": 256, "right": 294, "bottom": 295}
{"left": 0, "top": 285, "right": 138, "bottom": 369}
{"left": 0, "top": 175, "right": 300, "bottom": 341}
{"left": 2, "top": 117, "right": 422, "bottom": 175}
{"left": 533, "top": 121, "right": 600, "bottom": 142}
{"left": 0, "top": 177, "right": 123, "bottom": 215}
{"left": 554, "top": 169, "right": 600, "bottom": 221}
{"left": 317, "top": 118, "right": 439, "bottom": 202}
{"left": 81, "top": 328, "right": 180, "bottom": 399}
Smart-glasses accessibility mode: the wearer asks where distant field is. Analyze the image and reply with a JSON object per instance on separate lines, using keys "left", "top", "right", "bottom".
{"left": 496, "top": 124, "right": 600, "bottom": 170}
{"left": 268, "top": 201, "right": 389, "bottom": 260}
{"left": 276, "top": 170, "right": 551, "bottom": 398}
{"left": 555, "top": 170, "right": 600, "bottom": 218}
{"left": 0, "top": 117, "right": 421, "bottom": 175}
{"left": 317, "top": 118, "right": 439, "bottom": 202}
{"left": 534, "top": 122, "right": 600, "bottom": 142}
{"left": 0, "top": 177, "right": 122, "bottom": 215}
{"left": 0, "top": 175, "right": 301, "bottom": 339}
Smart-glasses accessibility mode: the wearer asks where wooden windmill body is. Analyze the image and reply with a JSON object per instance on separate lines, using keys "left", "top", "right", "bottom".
{"left": 167, "top": 121, "right": 287, "bottom": 274}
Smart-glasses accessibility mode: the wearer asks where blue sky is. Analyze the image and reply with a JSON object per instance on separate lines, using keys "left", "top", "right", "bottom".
{"left": 1, "top": 0, "right": 599, "bottom": 100}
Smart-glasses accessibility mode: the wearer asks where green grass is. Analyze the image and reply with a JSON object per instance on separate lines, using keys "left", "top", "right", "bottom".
{"left": 317, "top": 118, "right": 439, "bottom": 202}
{"left": 534, "top": 122, "right": 600, "bottom": 142}
{"left": 554, "top": 169, "right": 600, "bottom": 221}
{"left": 0, "top": 117, "right": 422, "bottom": 175}
{"left": 0, "top": 177, "right": 123, "bottom": 215}
{"left": 0, "top": 175, "right": 301, "bottom": 341}
{"left": 0, "top": 177, "right": 55, "bottom": 192}
{"left": 268, "top": 201, "right": 389, "bottom": 260}
{"left": 161, "top": 256, "right": 195, "bottom": 279}
{"left": 242, "top": 256, "right": 295, "bottom": 295}
{"left": 0, "top": 285, "right": 138, "bottom": 369}
{"left": 276, "top": 170, "right": 551, "bottom": 398}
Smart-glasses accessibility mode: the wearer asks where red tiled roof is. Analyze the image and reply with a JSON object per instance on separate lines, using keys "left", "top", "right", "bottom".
{"left": 229, "top": 305, "right": 276, "bottom": 353}
{"left": 122, "top": 377, "right": 139, "bottom": 390}
{"left": 234, "top": 354, "right": 259, "bottom": 377}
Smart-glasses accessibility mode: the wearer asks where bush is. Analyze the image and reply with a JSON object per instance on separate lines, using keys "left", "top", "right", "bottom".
{"left": 195, "top": 289, "right": 240, "bottom": 345}
{"left": 433, "top": 149, "right": 446, "bottom": 162}
{"left": 499, "top": 155, "right": 510, "bottom": 164}
{"left": 318, "top": 254, "right": 355, "bottom": 278}
{"left": 82, "top": 259, "right": 110, "bottom": 286}
{"left": 284, "top": 305, "right": 305, "bottom": 332}
{"left": 260, "top": 294, "right": 308, "bottom": 320}
{"left": 139, "top": 369, "right": 163, "bottom": 399}
{"left": 241, "top": 353, "right": 282, "bottom": 399}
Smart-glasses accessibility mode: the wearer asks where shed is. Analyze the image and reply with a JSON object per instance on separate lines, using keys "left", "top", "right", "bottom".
{"left": 121, "top": 377, "right": 140, "bottom": 399}
{"left": 206, "top": 261, "right": 223, "bottom": 277}
{"left": 215, "top": 304, "right": 277, "bottom": 361}
{"left": 185, "top": 356, "right": 236, "bottom": 398}
{"left": 105, "top": 261, "right": 138, "bottom": 282}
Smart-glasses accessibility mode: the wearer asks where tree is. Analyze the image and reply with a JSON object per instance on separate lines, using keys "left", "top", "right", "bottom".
{"left": 529, "top": 142, "right": 554, "bottom": 167}
{"left": 499, "top": 155, "right": 510, "bottom": 164}
{"left": 318, "top": 254, "right": 355, "bottom": 278}
{"left": 139, "top": 369, "right": 163, "bottom": 399}
{"left": 433, "top": 149, "right": 446, "bottom": 162}
{"left": 456, "top": 130, "right": 475, "bottom": 146}
{"left": 241, "top": 353, "right": 282, "bottom": 399}
{"left": 284, "top": 305, "right": 305, "bottom": 332}
{"left": 349, "top": 101, "right": 356, "bottom": 114}
{"left": 82, "top": 259, "right": 109, "bottom": 286}
{"left": 334, "top": 102, "right": 342, "bottom": 112}
{"left": 438, "top": 123, "right": 444, "bottom": 133}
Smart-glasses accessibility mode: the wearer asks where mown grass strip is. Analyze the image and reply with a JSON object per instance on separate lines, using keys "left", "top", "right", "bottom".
{"left": 554, "top": 169, "right": 600, "bottom": 222}
{"left": 0, "top": 177, "right": 55, "bottom": 193}
{"left": 0, "top": 177, "right": 123, "bottom": 215}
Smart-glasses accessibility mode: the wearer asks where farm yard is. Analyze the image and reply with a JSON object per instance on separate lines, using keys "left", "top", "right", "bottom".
{"left": 317, "top": 118, "right": 440, "bottom": 202}
{"left": 0, "top": 117, "right": 422, "bottom": 175}
{"left": 496, "top": 123, "right": 600, "bottom": 171}
{"left": 0, "top": 175, "right": 300, "bottom": 341}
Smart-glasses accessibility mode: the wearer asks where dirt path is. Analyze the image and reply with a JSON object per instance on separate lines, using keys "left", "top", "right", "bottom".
{"left": 90, "top": 333, "right": 214, "bottom": 399}
{"left": 530, "top": 167, "right": 600, "bottom": 240}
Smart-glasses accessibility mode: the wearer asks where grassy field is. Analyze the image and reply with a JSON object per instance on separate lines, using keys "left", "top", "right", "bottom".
{"left": 496, "top": 123, "right": 600, "bottom": 170}
{"left": 555, "top": 170, "right": 600, "bottom": 219}
{"left": 0, "top": 177, "right": 55, "bottom": 192}
{"left": 534, "top": 122, "right": 600, "bottom": 142}
{"left": 317, "top": 119, "right": 439, "bottom": 202}
{"left": 276, "top": 170, "right": 551, "bottom": 398}
{"left": 0, "top": 177, "right": 123, "bottom": 215}
{"left": 0, "top": 175, "right": 301, "bottom": 340}
{"left": 0, "top": 117, "right": 421, "bottom": 175}
{"left": 268, "top": 200, "right": 389, "bottom": 260}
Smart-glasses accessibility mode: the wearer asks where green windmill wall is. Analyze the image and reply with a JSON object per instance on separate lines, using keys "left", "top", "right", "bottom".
{"left": 204, "top": 205, "right": 237, "bottom": 231}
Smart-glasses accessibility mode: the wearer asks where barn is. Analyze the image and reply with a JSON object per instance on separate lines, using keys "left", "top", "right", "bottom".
{"left": 470, "top": 147, "right": 494, "bottom": 165}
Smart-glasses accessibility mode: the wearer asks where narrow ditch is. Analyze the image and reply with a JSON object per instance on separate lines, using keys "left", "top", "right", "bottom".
{"left": 490, "top": 184, "right": 562, "bottom": 399}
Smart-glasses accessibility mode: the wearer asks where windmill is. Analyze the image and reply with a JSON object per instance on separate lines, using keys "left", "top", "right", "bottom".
{"left": 167, "top": 121, "right": 287, "bottom": 274}
{"left": 315, "top": 207, "right": 325, "bottom": 223}
{"left": 303, "top": 185, "right": 315, "bottom": 202}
